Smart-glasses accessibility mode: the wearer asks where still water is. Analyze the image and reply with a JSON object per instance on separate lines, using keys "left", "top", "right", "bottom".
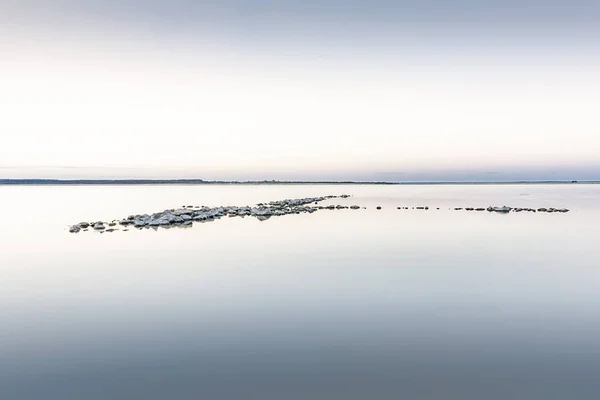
{"left": 1, "top": 184, "right": 599, "bottom": 399}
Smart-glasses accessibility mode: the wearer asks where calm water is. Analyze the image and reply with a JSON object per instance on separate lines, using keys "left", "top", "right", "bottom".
{"left": 1, "top": 184, "right": 599, "bottom": 399}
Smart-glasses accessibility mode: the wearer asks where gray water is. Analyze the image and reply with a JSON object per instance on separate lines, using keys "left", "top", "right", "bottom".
{"left": 1, "top": 184, "right": 599, "bottom": 399}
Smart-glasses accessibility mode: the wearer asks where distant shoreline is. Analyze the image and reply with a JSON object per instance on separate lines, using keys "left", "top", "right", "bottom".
{"left": 0, "top": 179, "right": 597, "bottom": 186}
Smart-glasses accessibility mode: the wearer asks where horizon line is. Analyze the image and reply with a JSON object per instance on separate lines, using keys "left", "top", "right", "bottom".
{"left": 0, "top": 179, "right": 597, "bottom": 186}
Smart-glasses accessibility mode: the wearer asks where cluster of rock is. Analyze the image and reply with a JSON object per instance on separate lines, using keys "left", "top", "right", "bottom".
{"left": 69, "top": 195, "right": 352, "bottom": 233}
{"left": 315, "top": 204, "right": 363, "bottom": 210}
{"left": 387, "top": 206, "right": 569, "bottom": 213}
{"left": 450, "top": 206, "right": 569, "bottom": 213}
{"left": 68, "top": 195, "right": 571, "bottom": 233}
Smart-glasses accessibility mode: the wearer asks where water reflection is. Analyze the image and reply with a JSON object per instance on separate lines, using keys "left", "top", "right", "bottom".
{"left": 1, "top": 184, "right": 599, "bottom": 399}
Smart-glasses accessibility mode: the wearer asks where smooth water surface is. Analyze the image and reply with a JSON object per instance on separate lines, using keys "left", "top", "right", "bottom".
{"left": 1, "top": 184, "right": 599, "bottom": 399}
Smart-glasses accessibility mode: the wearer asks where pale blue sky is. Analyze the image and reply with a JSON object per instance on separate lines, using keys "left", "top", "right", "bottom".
{"left": 1, "top": 0, "right": 599, "bottom": 181}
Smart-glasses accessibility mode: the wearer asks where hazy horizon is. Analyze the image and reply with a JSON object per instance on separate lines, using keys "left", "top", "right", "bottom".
{"left": 2, "top": 164, "right": 600, "bottom": 182}
{"left": 2, "top": 1, "right": 599, "bottom": 181}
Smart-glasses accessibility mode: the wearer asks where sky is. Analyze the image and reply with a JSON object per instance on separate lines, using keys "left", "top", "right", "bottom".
{"left": 1, "top": 0, "right": 599, "bottom": 181}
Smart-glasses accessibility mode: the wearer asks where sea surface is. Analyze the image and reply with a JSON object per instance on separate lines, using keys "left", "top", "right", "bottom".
{"left": 1, "top": 184, "right": 599, "bottom": 399}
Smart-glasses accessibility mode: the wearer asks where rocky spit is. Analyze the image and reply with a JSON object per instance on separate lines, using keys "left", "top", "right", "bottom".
{"left": 69, "top": 195, "right": 351, "bottom": 233}
{"left": 68, "top": 196, "right": 570, "bottom": 233}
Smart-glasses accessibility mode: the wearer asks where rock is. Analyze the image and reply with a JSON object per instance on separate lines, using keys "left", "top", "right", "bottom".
{"left": 376, "top": 206, "right": 382, "bottom": 210}
{"left": 93, "top": 223, "right": 105, "bottom": 230}
{"left": 493, "top": 206, "right": 511, "bottom": 213}
{"left": 252, "top": 208, "right": 274, "bottom": 216}
{"left": 350, "top": 205, "right": 360, "bottom": 209}
{"left": 173, "top": 208, "right": 194, "bottom": 216}
{"left": 538, "top": 208, "right": 548, "bottom": 212}
{"left": 193, "top": 213, "right": 209, "bottom": 221}
{"left": 69, "top": 225, "right": 81, "bottom": 233}
{"left": 558, "top": 208, "right": 569, "bottom": 213}
{"left": 475, "top": 208, "right": 485, "bottom": 211}
{"left": 108, "top": 222, "right": 116, "bottom": 227}
{"left": 134, "top": 219, "right": 148, "bottom": 227}
{"left": 79, "top": 222, "right": 90, "bottom": 228}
